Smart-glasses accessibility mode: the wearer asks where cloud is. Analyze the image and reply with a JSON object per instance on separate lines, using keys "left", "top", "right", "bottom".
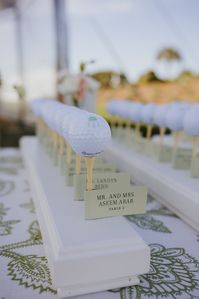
{"left": 68, "top": 0, "right": 137, "bottom": 16}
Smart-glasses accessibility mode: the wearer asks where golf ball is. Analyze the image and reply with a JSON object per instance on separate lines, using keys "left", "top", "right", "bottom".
{"left": 141, "top": 103, "right": 156, "bottom": 124}
{"left": 166, "top": 103, "right": 190, "bottom": 131}
{"left": 183, "top": 104, "right": 199, "bottom": 136}
{"left": 68, "top": 113, "right": 111, "bottom": 156}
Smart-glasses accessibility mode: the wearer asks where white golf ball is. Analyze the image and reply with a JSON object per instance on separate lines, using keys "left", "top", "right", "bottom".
{"left": 61, "top": 107, "right": 85, "bottom": 141}
{"left": 68, "top": 113, "right": 111, "bottom": 156}
{"left": 141, "top": 103, "right": 156, "bottom": 124}
{"left": 153, "top": 104, "right": 170, "bottom": 128}
{"left": 183, "top": 104, "right": 199, "bottom": 136}
{"left": 31, "top": 98, "right": 46, "bottom": 117}
{"left": 117, "top": 100, "right": 131, "bottom": 119}
{"left": 166, "top": 103, "right": 190, "bottom": 131}
{"left": 128, "top": 102, "right": 143, "bottom": 123}
{"left": 53, "top": 104, "right": 71, "bottom": 135}
{"left": 41, "top": 101, "right": 60, "bottom": 129}
{"left": 107, "top": 99, "right": 119, "bottom": 115}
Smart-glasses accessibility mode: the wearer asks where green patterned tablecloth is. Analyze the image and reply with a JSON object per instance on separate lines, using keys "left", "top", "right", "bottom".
{"left": 0, "top": 149, "right": 198, "bottom": 299}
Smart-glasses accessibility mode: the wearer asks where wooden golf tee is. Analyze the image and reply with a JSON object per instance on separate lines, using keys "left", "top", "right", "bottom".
{"left": 85, "top": 157, "right": 94, "bottom": 191}
{"left": 76, "top": 154, "right": 81, "bottom": 175}
{"left": 192, "top": 136, "right": 198, "bottom": 160}
{"left": 146, "top": 124, "right": 153, "bottom": 140}
{"left": 66, "top": 143, "right": 72, "bottom": 164}
{"left": 160, "top": 127, "right": 166, "bottom": 145}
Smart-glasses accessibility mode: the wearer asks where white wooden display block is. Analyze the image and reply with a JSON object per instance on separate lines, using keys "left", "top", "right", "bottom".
{"left": 20, "top": 137, "right": 150, "bottom": 298}
{"left": 105, "top": 140, "right": 199, "bottom": 231}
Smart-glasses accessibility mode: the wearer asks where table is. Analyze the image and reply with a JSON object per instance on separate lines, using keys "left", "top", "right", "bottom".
{"left": 0, "top": 148, "right": 198, "bottom": 299}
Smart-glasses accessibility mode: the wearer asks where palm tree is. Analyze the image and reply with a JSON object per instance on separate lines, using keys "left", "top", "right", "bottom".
{"left": 157, "top": 48, "right": 182, "bottom": 79}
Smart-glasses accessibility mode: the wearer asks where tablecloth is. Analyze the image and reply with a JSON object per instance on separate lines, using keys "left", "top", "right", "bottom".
{"left": 0, "top": 148, "right": 198, "bottom": 299}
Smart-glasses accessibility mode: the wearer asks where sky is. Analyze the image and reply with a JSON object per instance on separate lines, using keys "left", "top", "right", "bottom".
{"left": 0, "top": 0, "right": 199, "bottom": 100}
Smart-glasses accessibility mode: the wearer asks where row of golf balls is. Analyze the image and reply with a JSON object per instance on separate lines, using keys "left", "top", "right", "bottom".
{"left": 107, "top": 100, "right": 199, "bottom": 136}
{"left": 31, "top": 99, "right": 111, "bottom": 157}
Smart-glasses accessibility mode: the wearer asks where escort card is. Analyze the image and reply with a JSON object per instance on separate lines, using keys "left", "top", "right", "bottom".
{"left": 134, "top": 136, "right": 146, "bottom": 154}
{"left": 191, "top": 157, "right": 199, "bottom": 178}
{"left": 115, "top": 127, "right": 125, "bottom": 140}
{"left": 111, "top": 126, "right": 118, "bottom": 138}
{"left": 112, "top": 127, "right": 119, "bottom": 139}
{"left": 122, "top": 127, "right": 131, "bottom": 143}
{"left": 84, "top": 185, "right": 147, "bottom": 219}
{"left": 74, "top": 172, "right": 130, "bottom": 200}
{"left": 52, "top": 147, "right": 59, "bottom": 167}
{"left": 46, "top": 140, "right": 53, "bottom": 158}
{"left": 65, "top": 163, "right": 117, "bottom": 186}
{"left": 143, "top": 140, "right": 154, "bottom": 157}
{"left": 172, "top": 148, "right": 192, "bottom": 169}
{"left": 58, "top": 154, "right": 66, "bottom": 176}
{"left": 129, "top": 132, "right": 137, "bottom": 148}
{"left": 153, "top": 143, "right": 172, "bottom": 162}
{"left": 66, "top": 156, "right": 106, "bottom": 166}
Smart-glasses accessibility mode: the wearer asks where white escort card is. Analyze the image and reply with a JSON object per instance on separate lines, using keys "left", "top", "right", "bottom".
{"left": 74, "top": 172, "right": 130, "bottom": 200}
{"left": 85, "top": 185, "right": 147, "bottom": 219}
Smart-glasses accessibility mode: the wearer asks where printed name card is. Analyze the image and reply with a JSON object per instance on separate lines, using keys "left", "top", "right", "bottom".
{"left": 153, "top": 143, "right": 172, "bottom": 162}
{"left": 116, "top": 127, "right": 125, "bottom": 140}
{"left": 65, "top": 163, "right": 117, "bottom": 186}
{"left": 143, "top": 140, "right": 154, "bottom": 157}
{"left": 191, "top": 157, "right": 199, "bottom": 178}
{"left": 172, "top": 148, "right": 192, "bottom": 170}
{"left": 65, "top": 156, "right": 106, "bottom": 166}
{"left": 123, "top": 127, "right": 133, "bottom": 144}
{"left": 134, "top": 136, "right": 146, "bottom": 154}
{"left": 74, "top": 172, "right": 130, "bottom": 200}
{"left": 84, "top": 185, "right": 147, "bottom": 219}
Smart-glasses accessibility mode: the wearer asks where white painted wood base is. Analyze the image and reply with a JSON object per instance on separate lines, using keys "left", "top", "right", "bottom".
{"left": 105, "top": 139, "right": 199, "bottom": 232}
{"left": 20, "top": 137, "right": 150, "bottom": 298}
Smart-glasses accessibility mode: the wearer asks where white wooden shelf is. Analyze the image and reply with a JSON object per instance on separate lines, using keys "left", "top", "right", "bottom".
{"left": 20, "top": 137, "right": 150, "bottom": 298}
{"left": 105, "top": 139, "right": 199, "bottom": 232}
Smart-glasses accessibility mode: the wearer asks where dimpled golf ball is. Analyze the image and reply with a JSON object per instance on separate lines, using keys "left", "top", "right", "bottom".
{"left": 141, "top": 103, "right": 156, "bottom": 124}
{"left": 153, "top": 104, "right": 170, "bottom": 128}
{"left": 41, "top": 101, "right": 60, "bottom": 129}
{"left": 107, "top": 99, "right": 118, "bottom": 115}
{"left": 183, "top": 104, "right": 199, "bottom": 136}
{"left": 68, "top": 113, "right": 111, "bottom": 156}
{"left": 61, "top": 107, "right": 84, "bottom": 141}
{"left": 117, "top": 100, "right": 131, "bottom": 119}
{"left": 107, "top": 100, "right": 121, "bottom": 117}
{"left": 166, "top": 102, "right": 190, "bottom": 131}
{"left": 128, "top": 102, "right": 143, "bottom": 122}
{"left": 31, "top": 98, "right": 51, "bottom": 118}
{"left": 53, "top": 104, "right": 70, "bottom": 135}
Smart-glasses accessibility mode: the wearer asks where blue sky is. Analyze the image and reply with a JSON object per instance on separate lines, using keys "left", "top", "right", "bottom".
{"left": 0, "top": 0, "right": 199, "bottom": 99}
